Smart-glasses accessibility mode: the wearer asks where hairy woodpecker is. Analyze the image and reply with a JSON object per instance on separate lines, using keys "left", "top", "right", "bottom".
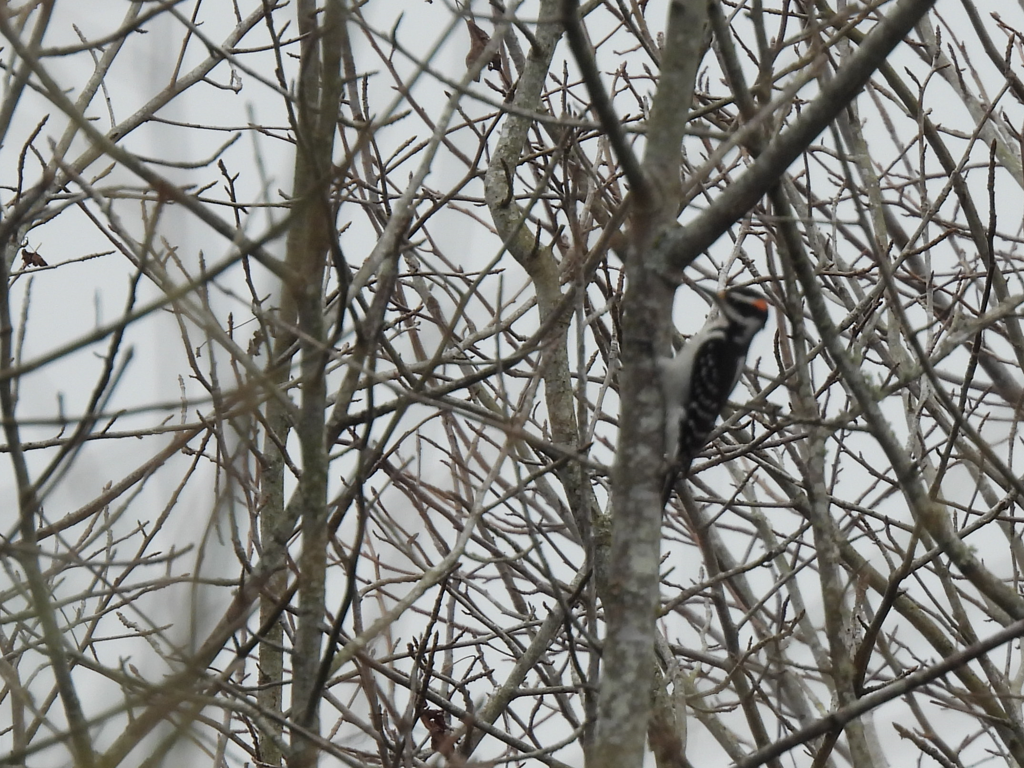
{"left": 660, "top": 285, "right": 770, "bottom": 493}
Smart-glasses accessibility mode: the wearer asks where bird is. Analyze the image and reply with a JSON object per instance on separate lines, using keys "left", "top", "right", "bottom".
{"left": 659, "top": 284, "right": 770, "bottom": 500}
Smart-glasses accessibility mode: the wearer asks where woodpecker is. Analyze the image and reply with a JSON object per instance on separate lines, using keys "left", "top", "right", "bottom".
{"left": 660, "top": 285, "right": 770, "bottom": 494}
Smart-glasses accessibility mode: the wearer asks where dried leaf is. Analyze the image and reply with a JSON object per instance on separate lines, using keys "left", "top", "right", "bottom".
{"left": 21, "top": 248, "right": 47, "bottom": 267}
{"left": 419, "top": 707, "right": 454, "bottom": 755}
{"left": 465, "top": 20, "right": 499, "bottom": 82}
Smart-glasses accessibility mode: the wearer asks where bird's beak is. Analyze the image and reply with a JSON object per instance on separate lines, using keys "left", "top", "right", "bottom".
{"left": 691, "top": 283, "right": 725, "bottom": 304}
